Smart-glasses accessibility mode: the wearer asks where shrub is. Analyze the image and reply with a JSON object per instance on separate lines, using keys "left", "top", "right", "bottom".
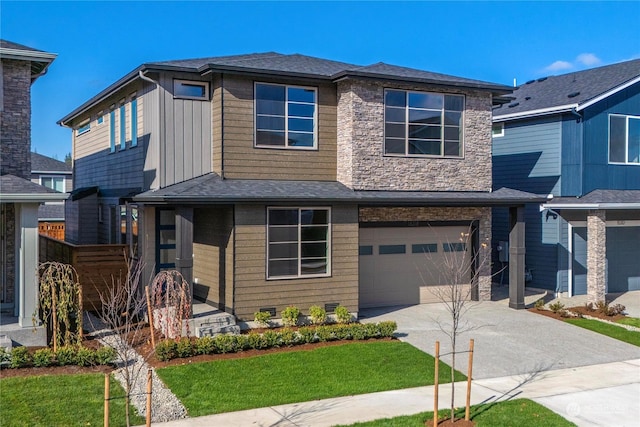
{"left": 155, "top": 340, "right": 178, "bottom": 361}
{"left": 10, "top": 346, "right": 31, "bottom": 368}
{"left": 608, "top": 304, "right": 626, "bottom": 316}
{"left": 558, "top": 309, "right": 571, "bottom": 318}
{"left": 584, "top": 302, "right": 595, "bottom": 312}
{"left": 334, "top": 305, "right": 351, "bottom": 324}
{"left": 378, "top": 321, "right": 397, "bottom": 338}
{"left": 176, "top": 337, "right": 193, "bottom": 358}
{"left": 214, "top": 334, "right": 238, "bottom": 353}
{"left": 95, "top": 346, "right": 117, "bottom": 365}
{"left": 75, "top": 346, "right": 97, "bottom": 366}
{"left": 333, "top": 324, "right": 352, "bottom": 340}
{"left": 56, "top": 346, "right": 77, "bottom": 366}
{"left": 548, "top": 301, "right": 565, "bottom": 314}
{"left": 298, "top": 326, "right": 316, "bottom": 344}
{"left": 315, "top": 326, "right": 334, "bottom": 342}
{"left": 195, "top": 336, "right": 215, "bottom": 355}
{"left": 33, "top": 348, "right": 54, "bottom": 367}
{"left": 279, "top": 328, "right": 298, "bottom": 346}
{"left": 235, "top": 334, "right": 250, "bottom": 351}
{"left": 308, "top": 305, "right": 327, "bottom": 325}
{"left": 281, "top": 306, "right": 300, "bottom": 327}
{"left": 247, "top": 332, "right": 267, "bottom": 350}
{"left": 254, "top": 311, "right": 272, "bottom": 328}
{"left": 262, "top": 330, "right": 280, "bottom": 347}
{"left": 534, "top": 299, "right": 545, "bottom": 310}
{"left": 0, "top": 347, "right": 11, "bottom": 366}
{"left": 351, "top": 324, "right": 367, "bottom": 340}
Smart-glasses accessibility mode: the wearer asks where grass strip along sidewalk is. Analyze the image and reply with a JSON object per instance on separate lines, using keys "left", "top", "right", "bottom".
{"left": 565, "top": 318, "right": 640, "bottom": 347}
{"left": 336, "top": 398, "right": 576, "bottom": 427}
{"left": 157, "top": 341, "right": 465, "bottom": 416}
{"left": 0, "top": 373, "right": 144, "bottom": 427}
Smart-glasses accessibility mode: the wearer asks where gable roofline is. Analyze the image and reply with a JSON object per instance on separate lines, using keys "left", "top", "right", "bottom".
{"left": 575, "top": 75, "right": 640, "bottom": 112}
{"left": 0, "top": 39, "right": 57, "bottom": 81}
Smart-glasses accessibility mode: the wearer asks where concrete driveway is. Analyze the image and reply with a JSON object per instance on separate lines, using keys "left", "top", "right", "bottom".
{"left": 360, "top": 294, "right": 640, "bottom": 380}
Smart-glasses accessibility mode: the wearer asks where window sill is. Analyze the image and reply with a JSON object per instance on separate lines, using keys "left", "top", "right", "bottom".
{"left": 266, "top": 273, "right": 332, "bottom": 281}
{"left": 254, "top": 145, "right": 319, "bottom": 151}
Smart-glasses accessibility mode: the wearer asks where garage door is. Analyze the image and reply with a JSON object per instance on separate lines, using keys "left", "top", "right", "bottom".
{"left": 359, "top": 226, "right": 472, "bottom": 308}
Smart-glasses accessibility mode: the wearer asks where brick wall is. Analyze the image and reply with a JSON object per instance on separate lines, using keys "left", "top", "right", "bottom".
{"left": 1, "top": 59, "right": 31, "bottom": 179}
{"left": 337, "top": 79, "right": 492, "bottom": 192}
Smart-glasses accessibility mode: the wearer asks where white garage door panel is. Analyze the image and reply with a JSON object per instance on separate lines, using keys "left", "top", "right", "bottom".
{"left": 359, "top": 226, "right": 471, "bottom": 308}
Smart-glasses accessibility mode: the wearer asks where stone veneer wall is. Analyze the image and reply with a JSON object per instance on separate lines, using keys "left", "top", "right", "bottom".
{"left": 2, "top": 204, "right": 16, "bottom": 304}
{"left": 586, "top": 209, "right": 606, "bottom": 304}
{"left": 337, "top": 79, "right": 492, "bottom": 191}
{"left": 360, "top": 206, "right": 493, "bottom": 301}
{"left": 1, "top": 59, "right": 31, "bottom": 179}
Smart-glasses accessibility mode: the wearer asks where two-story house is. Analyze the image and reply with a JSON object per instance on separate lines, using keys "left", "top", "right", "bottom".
{"left": 60, "top": 53, "right": 543, "bottom": 322}
{"left": 0, "top": 40, "right": 66, "bottom": 344}
{"left": 31, "top": 151, "right": 73, "bottom": 239}
{"left": 492, "top": 59, "right": 640, "bottom": 303}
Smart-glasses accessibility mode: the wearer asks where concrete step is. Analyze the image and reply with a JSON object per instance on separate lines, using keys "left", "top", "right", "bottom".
{"left": 184, "top": 309, "right": 239, "bottom": 338}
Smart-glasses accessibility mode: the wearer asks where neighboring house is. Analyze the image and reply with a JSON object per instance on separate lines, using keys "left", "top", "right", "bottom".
{"left": 0, "top": 40, "right": 66, "bottom": 343}
{"left": 31, "top": 151, "right": 72, "bottom": 238}
{"left": 59, "top": 52, "right": 543, "bottom": 323}
{"left": 492, "top": 59, "right": 640, "bottom": 303}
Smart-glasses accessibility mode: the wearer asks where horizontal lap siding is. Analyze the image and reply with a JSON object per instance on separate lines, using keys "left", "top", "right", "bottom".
{"left": 233, "top": 204, "right": 358, "bottom": 320}
{"left": 222, "top": 76, "right": 337, "bottom": 181}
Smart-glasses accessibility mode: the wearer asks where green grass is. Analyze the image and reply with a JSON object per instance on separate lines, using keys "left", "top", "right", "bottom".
{"left": 336, "top": 398, "right": 575, "bottom": 427}
{"left": 616, "top": 317, "right": 640, "bottom": 328}
{"left": 157, "top": 341, "right": 465, "bottom": 416}
{"left": 0, "top": 373, "right": 144, "bottom": 427}
{"left": 565, "top": 318, "right": 640, "bottom": 346}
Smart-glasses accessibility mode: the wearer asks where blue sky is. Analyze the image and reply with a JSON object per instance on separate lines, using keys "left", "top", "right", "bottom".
{"left": 2, "top": 1, "right": 639, "bottom": 159}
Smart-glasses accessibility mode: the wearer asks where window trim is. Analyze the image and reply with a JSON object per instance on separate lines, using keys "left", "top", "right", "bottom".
{"left": 383, "top": 88, "right": 465, "bottom": 159}
{"left": 254, "top": 82, "right": 319, "bottom": 151}
{"left": 266, "top": 207, "right": 331, "bottom": 280}
{"left": 492, "top": 122, "right": 504, "bottom": 138}
{"left": 173, "top": 79, "right": 209, "bottom": 100}
{"left": 130, "top": 96, "right": 138, "bottom": 147}
{"left": 608, "top": 113, "right": 640, "bottom": 165}
{"left": 39, "top": 175, "right": 65, "bottom": 193}
{"left": 119, "top": 101, "right": 126, "bottom": 151}
{"left": 109, "top": 109, "right": 116, "bottom": 153}
{"left": 76, "top": 120, "right": 91, "bottom": 136}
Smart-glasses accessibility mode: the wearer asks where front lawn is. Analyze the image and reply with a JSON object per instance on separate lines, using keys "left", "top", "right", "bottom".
{"left": 337, "top": 398, "right": 575, "bottom": 427}
{"left": 157, "top": 341, "right": 464, "bottom": 416}
{"left": 0, "top": 373, "right": 144, "bottom": 427}
{"left": 565, "top": 318, "right": 640, "bottom": 347}
{"left": 616, "top": 317, "right": 640, "bottom": 328}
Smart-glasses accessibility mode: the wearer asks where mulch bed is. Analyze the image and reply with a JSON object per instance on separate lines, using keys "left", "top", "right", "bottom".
{"left": 527, "top": 306, "right": 627, "bottom": 322}
{"left": 2, "top": 325, "right": 396, "bottom": 377}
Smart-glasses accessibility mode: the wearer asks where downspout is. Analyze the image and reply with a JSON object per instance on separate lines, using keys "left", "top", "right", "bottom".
{"left": 138, "top": 69, "right": 157, "bottom": 86}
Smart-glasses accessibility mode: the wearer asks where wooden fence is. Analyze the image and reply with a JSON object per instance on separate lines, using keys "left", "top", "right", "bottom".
{"left": 39, "top": 222, "right": 65, "bottom": 240}
{"left": 39, "top": 236, "right": 129, "bottom": 312}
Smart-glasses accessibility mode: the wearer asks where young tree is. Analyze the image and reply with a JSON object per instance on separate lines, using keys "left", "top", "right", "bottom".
{"left": 422, "top": 227, "right": 491, "bottom": 424}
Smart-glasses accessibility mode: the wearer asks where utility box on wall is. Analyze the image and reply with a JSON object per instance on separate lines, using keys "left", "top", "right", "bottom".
{"left": 498, "top": 241, "right": 509, "bottom": 262}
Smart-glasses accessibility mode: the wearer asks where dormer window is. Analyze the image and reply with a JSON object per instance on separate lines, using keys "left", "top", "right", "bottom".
{"left": 255, "top": 83, "right": 317, "bottom": 150}
{"left": 384, "top": 89, "right": 464, "bottom": 158}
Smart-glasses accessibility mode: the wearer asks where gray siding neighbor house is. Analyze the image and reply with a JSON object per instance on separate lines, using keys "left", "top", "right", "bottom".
{"left": 492, "top": 59, "right": 640, "bottom": 303}
{"left": 0, "top": 40, "right": 66, "bottom": 345}
{"left": 31, "top": 151, "right": 72, "bottom": 231}
{"left": 60, "top": 52, "right": 543, "bottom": 324}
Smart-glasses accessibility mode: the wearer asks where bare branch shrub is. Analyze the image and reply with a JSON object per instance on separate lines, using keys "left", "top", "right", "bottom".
{"left": 150, "top": 270, "right": 192, "bottom": 339}
{"left": 36, "top": 262, "right": 82, "bottom": 350}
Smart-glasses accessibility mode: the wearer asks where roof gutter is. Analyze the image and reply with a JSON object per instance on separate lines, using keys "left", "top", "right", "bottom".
{"left": 493, "top": 104, "right": 578, "bottom": 122}
{"left": 542, "top": 202, "right": 640, "bottom": 210}
{"left": 0, "top": 193, "right": 68, "bottom": 203}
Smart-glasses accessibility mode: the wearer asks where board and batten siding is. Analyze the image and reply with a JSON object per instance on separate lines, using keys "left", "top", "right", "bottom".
{"left": 221, "top": 75, "right": 337, "bottom": 181}
{"left": 581, "top": 82, "right": 640, "bottom": 193}
{"left": 232, "top": 204, "right": 358, "bottom": 320}
{"left": 156, "top": 73, "right": 213, "bottom": 188}
{"left": 192, "top": 207, "right": 234, "bottom": 312}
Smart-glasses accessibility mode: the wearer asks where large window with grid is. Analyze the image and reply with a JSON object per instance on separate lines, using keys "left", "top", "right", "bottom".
{"left": 384, "top": 89, "right": 464, "bottom": 157}
{"left": 255, "top": 83, "right": 317, "bottom": 149}
{"left": 267, "top": 207, "right": 330, "bottom": 279}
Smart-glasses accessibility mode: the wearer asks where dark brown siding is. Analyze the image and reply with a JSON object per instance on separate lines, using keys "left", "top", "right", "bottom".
{"left": 222, "top": 76, "right": 337, "bottom": 181}
{"left": 233, "top": 204, "right": 358, "bottom": 320}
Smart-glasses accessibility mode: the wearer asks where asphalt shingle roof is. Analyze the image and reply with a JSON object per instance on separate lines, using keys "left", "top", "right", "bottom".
{"left": 493, "top": 59, "right": 640, "bottom": 117}
{"left": 31, "top": 152, "right": 72, "bottom": 172}
{"left": 0, "top": 39, "right": 45, "bottom": 52}
{"left": 134, "top": 173, "right": 545, "bottom": 206}
{"left": 38, "top": 203, "right": 65, "bottom": 220}
{"left": 547, "top": 189, "right": 640, "bottom": 206}
{"left": 0, "top": 174, "right": 61, "bottom": 195}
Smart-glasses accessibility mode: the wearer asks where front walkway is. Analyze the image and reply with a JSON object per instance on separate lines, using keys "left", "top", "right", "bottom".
{"left": 139, "top": 359, "right": 640, "bottom": 427}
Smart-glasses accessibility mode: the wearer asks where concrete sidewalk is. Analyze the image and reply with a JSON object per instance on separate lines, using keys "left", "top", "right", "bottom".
{"left": 140, "top": 359, "right": 640, "bottom": 427}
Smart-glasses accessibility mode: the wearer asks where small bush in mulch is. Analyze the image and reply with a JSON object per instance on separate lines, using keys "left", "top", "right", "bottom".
{"left": 1, "top": 343, "right": 117, "bottom": 370}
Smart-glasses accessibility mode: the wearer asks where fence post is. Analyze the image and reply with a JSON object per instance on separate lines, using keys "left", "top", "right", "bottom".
{"left": 465, "top": 339, "right": 474, "bottom": 421}
{"left": 146, "top": 368, "right": 153, "bottom": 427}
{"left": 434, "top": 340, "right": 440, "bottom": 427}
{"left": 104, "top": 373, "right": 110, "bottom": 427}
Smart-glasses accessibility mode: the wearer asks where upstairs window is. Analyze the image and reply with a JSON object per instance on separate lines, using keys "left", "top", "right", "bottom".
{"left": 267, "top": 207, "right": 330, "bottom": 279}
{"left": 609, "top": 114, "right": 640, "bottom": 164}
{"left": 255, "top": 83, "right": 317, "bottom": 149}
{"left": 40, "top": 176, "right": 65, "bottom": 192}
{"left": 76, "top": 120, "right": 91, "bottom": 136}
{"left": 384, "top": 89, "right": 464, "bottom": 157}
{"left": 173, "top": 80, "right": 209, "bottom": 100}
{"left": 492, "top": 122, "right": 504, "bottom": 137}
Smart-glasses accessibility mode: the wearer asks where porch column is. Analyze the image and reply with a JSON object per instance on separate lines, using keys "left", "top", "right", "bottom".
{"left": 587, "top": 209, "right": 606, "bottom": 304}
{"left": 508, "top": 206, "right": 526, "bottom": 309}
{"left": 16, "top": 203, "right": 39, "bottom": 327}
{"left": 175, "top": 207, "right": 194, "bottom": 294}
